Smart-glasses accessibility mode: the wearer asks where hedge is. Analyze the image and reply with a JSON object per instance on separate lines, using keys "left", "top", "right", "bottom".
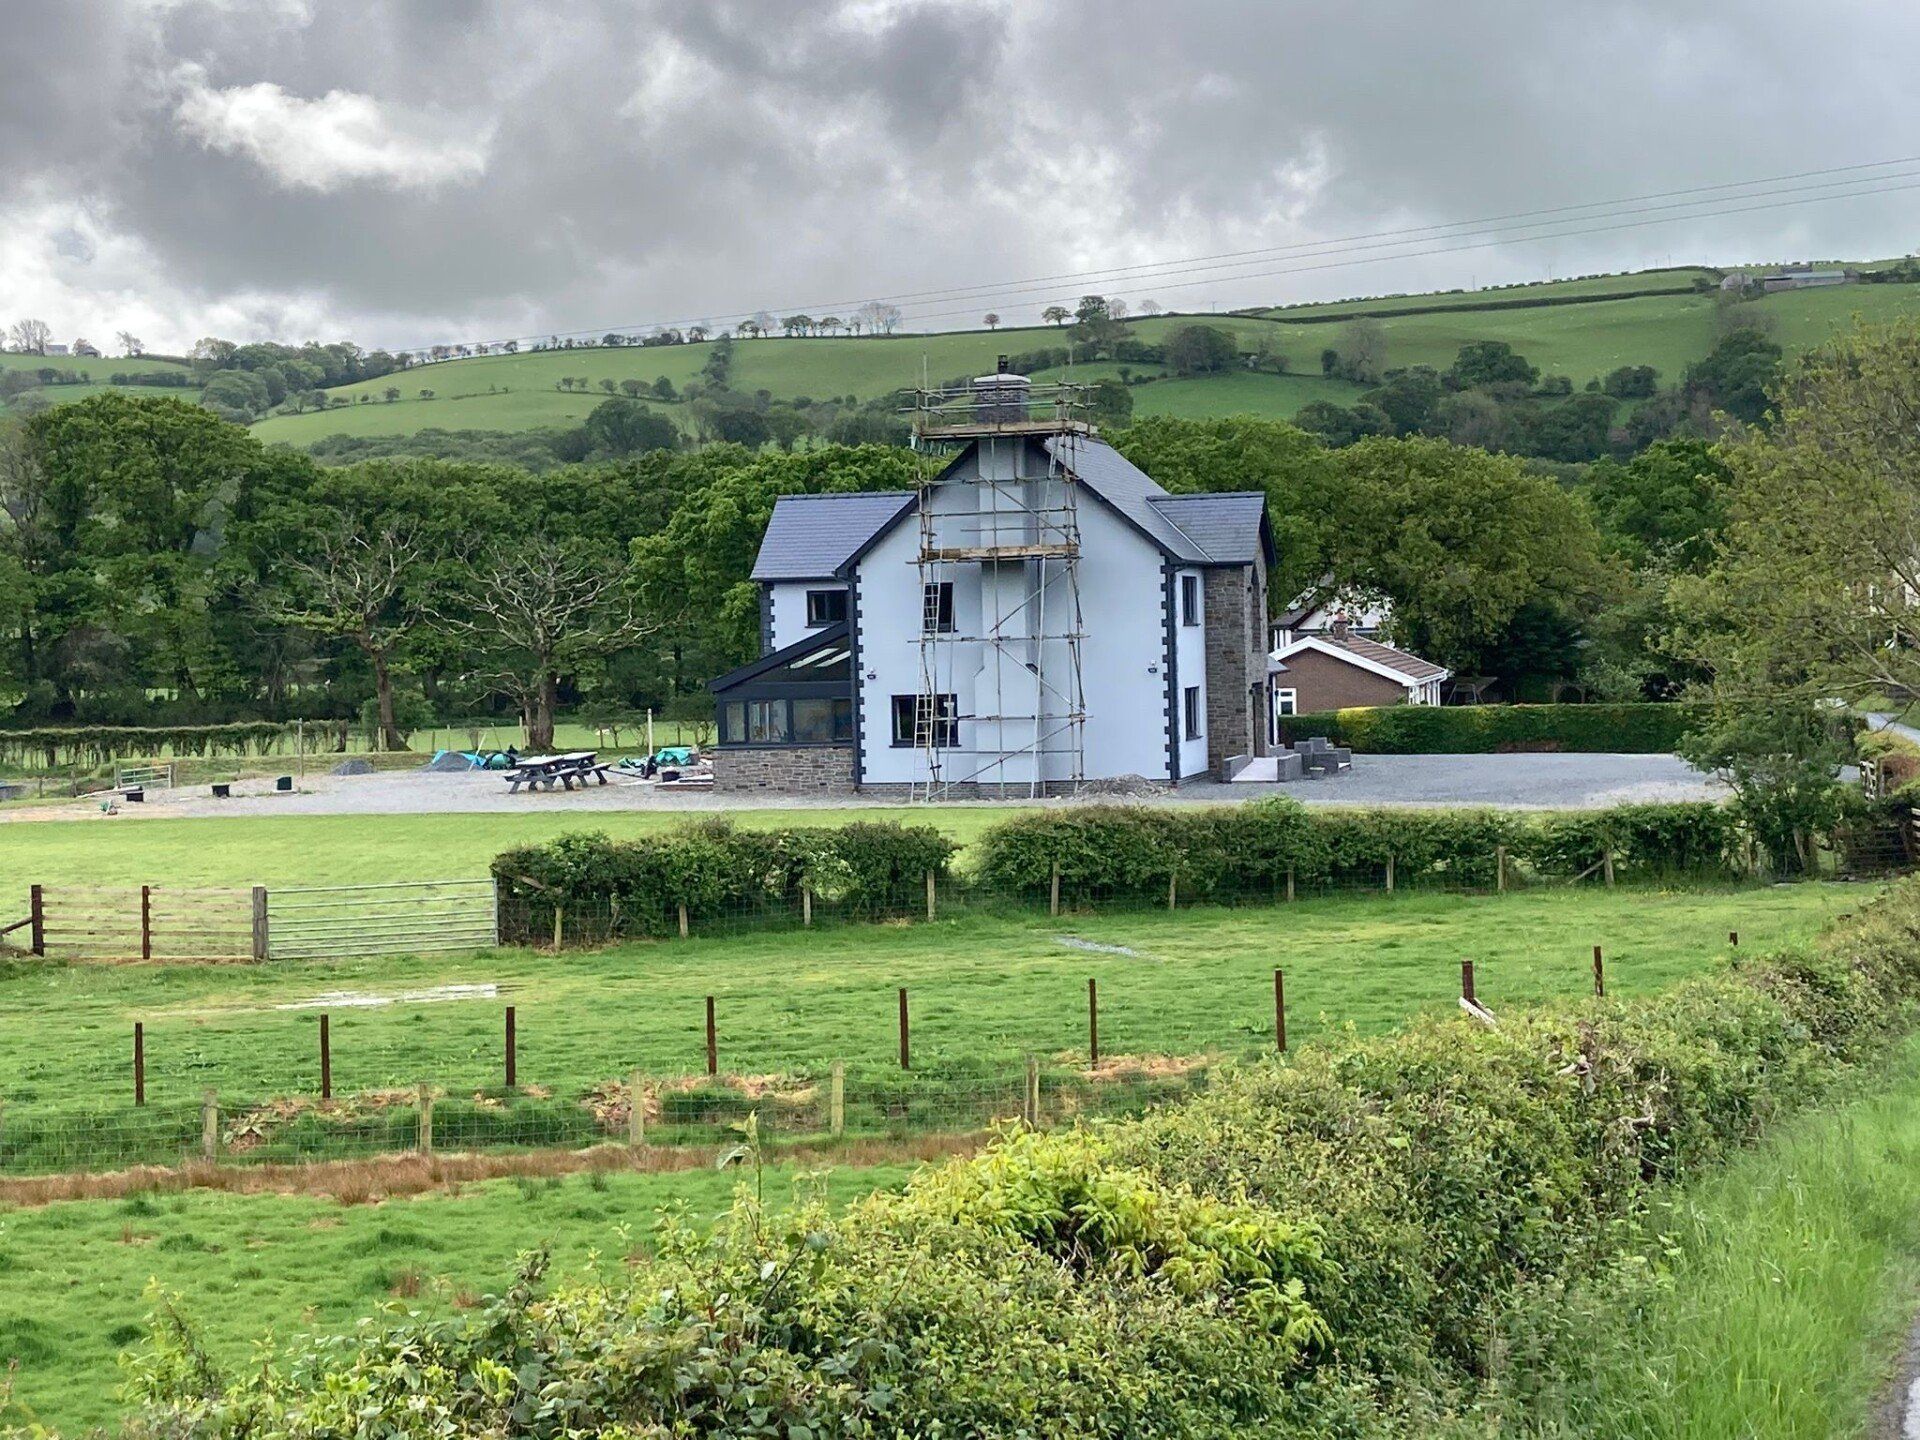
{"left": 971, "top": 799, "right": 1741, "bottom": 900}
{"left": 129, "top": 883, "right": 1920, "bottom": 1435}
{"left": 0, "top": 722, "right": 305, "bottom": 768}
{"left": 1277, "top": 702, "right": 1703, "bottom": 753}
{"left": 492, "top": 819, "right": 959, "bottom": 938}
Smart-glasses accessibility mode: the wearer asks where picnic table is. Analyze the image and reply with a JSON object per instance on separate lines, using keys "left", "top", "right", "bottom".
{"left": 503, "top": 751, "right": 611, "bottom": 794}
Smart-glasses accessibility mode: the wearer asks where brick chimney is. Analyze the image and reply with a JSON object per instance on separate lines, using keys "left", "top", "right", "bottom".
{"left": 1329, "top": 616, "right": 1351, "bottom": 642}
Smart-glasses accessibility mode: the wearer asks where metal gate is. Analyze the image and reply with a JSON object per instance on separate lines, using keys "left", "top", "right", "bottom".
{"left": 267, "top": 879, "right": 498, "bottom": 959}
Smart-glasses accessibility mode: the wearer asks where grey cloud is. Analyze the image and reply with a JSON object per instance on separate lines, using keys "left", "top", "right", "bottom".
{"left": 6, "top": 0, "right": 1919, "bottom": 351}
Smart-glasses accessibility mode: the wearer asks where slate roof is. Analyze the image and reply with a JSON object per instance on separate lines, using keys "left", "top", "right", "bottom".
{"left": 749, "top": 491, "right": 917, "bottom": 580}
{"left": 1149, "top": 492, "right": 1269, "bottom": 564}
{"left": 1044, "top": 437, "right": 1270, "bottom": 565}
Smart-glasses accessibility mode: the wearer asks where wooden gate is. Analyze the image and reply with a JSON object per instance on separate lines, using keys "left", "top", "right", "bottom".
{"left": 266, "top": 880, "right": 498, "bottom": 960}
{"left": 28, "top": 885, "right": 256, "bottom": 960}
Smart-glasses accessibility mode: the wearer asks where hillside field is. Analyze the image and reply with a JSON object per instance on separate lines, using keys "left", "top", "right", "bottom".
{"left": 245, "top": 276, "right": 1920, "bottom": 447}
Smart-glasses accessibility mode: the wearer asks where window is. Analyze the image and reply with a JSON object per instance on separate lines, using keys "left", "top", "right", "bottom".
{"left": 1274, "top": 687, "right": 1297, "bottom": 717}
{"left": 804, "top": 588, "right": 847, "bottom": 626}
{"left": 1180, "top": 573, "right": 1201, "bottom": 627}
{"left": 1183, "top": 685, "right": 1202, "bottom": 740}
{"left": 721, "top": 701, "right": 746, "bottom": 744}
{"left": 922, "top": 581, "right": 955, "bottom": 634}
{"left": 892, "top": 692, "right": 959, "bottom": 747}
{"left": 746, "top": 699, "right": 789, "bottom": 744}
{"left": 792, "top": 696, "right": 854, "bottom": 743}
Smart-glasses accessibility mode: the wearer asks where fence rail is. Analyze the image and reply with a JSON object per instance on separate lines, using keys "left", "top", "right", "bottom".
{"left": 268, "top": 880, "right": 497, "bottom": 959}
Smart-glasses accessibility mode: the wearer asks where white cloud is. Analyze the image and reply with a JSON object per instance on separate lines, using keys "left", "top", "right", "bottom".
{"left": 170, "top": 64, "right": 490, "bottom": 193}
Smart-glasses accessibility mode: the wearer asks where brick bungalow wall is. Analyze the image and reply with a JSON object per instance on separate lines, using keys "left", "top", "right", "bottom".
{"left": 1275, "top": 648, "right": 1411, "bottom": 712}
{"left": 713, "top": 745, "right": 857, "bottom": 795}
{"left": 1202, "top": 558, "right": 1269, "bottom": 771}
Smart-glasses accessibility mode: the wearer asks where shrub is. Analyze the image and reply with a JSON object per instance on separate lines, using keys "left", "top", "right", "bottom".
{"left": 129, "top": 885, "right": 1920, "bottom": 1435}
{"left": 970, "top": 799, "right": 1736, "bottom": 900}
{"left": 492, "top": 820, "right": 958, "bottom": 938}
{"left": 1279, "top": 703, "right": 1701, "bottom": 754}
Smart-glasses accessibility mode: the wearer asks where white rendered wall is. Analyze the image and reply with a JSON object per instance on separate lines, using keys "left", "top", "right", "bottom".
{"left": 1171, "top": 566, "right": 1209, "bottom": 778}
{"left": 767, "top": 580, "right": 846, "bottom": 652}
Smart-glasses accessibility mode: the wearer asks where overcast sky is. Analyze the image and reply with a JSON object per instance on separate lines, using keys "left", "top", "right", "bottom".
{"left": 7, "top": 0, "right": 1919, "bottom": 354}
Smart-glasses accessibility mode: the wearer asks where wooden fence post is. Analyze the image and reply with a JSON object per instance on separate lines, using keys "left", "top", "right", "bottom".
{"left": 250, "top": 885, "right": 269, "bottom": 961}
{"left": 1592, "top": 945, "right": 1605, "bottom": 998}
{"left": 802, "top": 887, "right": 813, "bottom": 927}
{"left": 897, "top": 987, "right": 911, "bottom": 1070}
{"left": 320, "top": 1013, "right": 332, "bottom": 1100}
{"left": 1496, "top": 846, "right": 1508, "bottom": 894}
{"left": 1087, "top": 977, "right": 1100, "bottom": 1067}
{"left": 133, "top": 1022, "right": 145, "bottom": 1105}
{"left": 416, "top": 1084, "right": 434, "bottom": 1156}
{"left": 1729, "top": 929, "right": 1739, "bottom": 948}
{"left": 504, "top": 1006, "right": 517, "bottom": 1090}
{"left": 1050, "top": 862, "right": 1061, "bottom": 918}
{"left": 705, "top": 996, "right": 718, "bottom": 1077}
{"left": 1025, "top": 1055, "right": 1040, "bottom": 1129}
{"left": 200, "top": 1088, "right": 219, "bottom": 1162}
{"left": 925, "top": 871, "right": 936, "bottom": 922}
{"left": 28, "top": 884, "right": 43, "bottom": 957}
{"left": 1285, "top": 867, "right": 1296, "bottom": 903}
{"left": 1460, "top": 959, "right": 1477, "bottom": 1007}
{"left": 830, "top": 1061, "right": 845, "bottom": 1137}
{"left": 552, "top": 906, "right": 564, "bottom": 950}
{"left": 628, "top": 1068, "right": 645, "bottom": 1147}
{"left": 1385, "top": 855, "right": 1396, "bottom": 894}
{"left": 1602, "top": 848, "right": 1616, "bottom": 888}
{"left": 1167, "top": 874, "right": 1177, "bottom": 911}
{"left": 677, "top": 903, "right": 690, "bottom": 939}
{"left": 141, "top": 884, "right": 152, "bottom": 961}
{"left": 1274, "top": 969, "right": 1287, "bottom": 1053}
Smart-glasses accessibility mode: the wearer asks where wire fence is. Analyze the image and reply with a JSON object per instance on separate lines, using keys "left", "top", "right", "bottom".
{"left": 0, "top": 1062, "right": 1203, "bottom": 1178}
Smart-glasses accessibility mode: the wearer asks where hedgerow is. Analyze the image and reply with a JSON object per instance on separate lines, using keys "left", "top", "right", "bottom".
{"left": 492, "top": 819, "right": 958, "bottom": 938}
{"left": 971, "top": 798, "right": 1740, "bottom": 900}
{"left": 127, "top": 883, "right": 1920, "bottom": 1435}
{"left": 1278, "top": 702, "right": 1703, "bottom": 753}
{"left": 0, "top": 721, "right": 303, "bottom": 768}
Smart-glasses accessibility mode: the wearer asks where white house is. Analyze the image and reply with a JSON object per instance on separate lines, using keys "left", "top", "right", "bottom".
{"left": 710, "top": 386, "right": 1274, "bottom": 798}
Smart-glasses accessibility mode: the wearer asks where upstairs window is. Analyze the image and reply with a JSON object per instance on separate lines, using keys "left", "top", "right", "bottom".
{"left": 922, "top": 581, "right": 956, "bottom": 634}
{"left": 805, "top": 588, "right": 847, "bottom": 626}
{"left": 1180, "top": 574, "right": 1201, "bottom": 627}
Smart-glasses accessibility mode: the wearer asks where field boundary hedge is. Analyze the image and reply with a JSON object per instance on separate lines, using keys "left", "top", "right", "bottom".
{"left": 494, "top": 803, "right": 1765, "bottom": 943}
{"left": 131, "top": 880, "right": 1920, "bottom": 1436}
{"left": 1279, "top": 702, "right": 1702, "bottom": 753}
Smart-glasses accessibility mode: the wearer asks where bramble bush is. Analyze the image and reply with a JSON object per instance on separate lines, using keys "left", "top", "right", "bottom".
{"left": 492, "top": 819, "right": 958, "bottom": 938}
{"left": 1279, "top": 702, "right": 1702, "bottom": 753}
{"left": 128, "top": 883, "right": 1920, "bottom": 1435}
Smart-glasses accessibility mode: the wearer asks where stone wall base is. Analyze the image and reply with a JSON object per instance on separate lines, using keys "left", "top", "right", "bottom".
{"left": 712, "top": 746, "right": 857, "bottom": 795}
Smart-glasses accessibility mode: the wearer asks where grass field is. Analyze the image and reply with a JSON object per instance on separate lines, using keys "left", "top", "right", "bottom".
{"left": 0, "top": 807, "right": 1022, "bottom": 889}
{"left": 241, "top": 278, "right": 1920, "bottom": 448}
{"left": 1500, "top": 1030, "right": 1920, "bottom": 1438}
{"left": 1259, "top": 267, "right": 1719, "bottom": 320}
{"left": 0, "top": 886, "right": 1855, "bottom": 1118}
{"left": 0, "top": 1157, "right": 919, "bottom": 1433}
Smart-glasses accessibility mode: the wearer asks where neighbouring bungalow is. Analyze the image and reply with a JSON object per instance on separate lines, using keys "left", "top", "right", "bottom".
{"left": 1267, "top": 618, "right": 1449, "bottom": 735}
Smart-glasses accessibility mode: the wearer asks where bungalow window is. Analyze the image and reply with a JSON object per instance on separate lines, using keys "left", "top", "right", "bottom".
{"left": 892, "top": 692, "right": 959, "bottom": 748}
{"left": 1183, "top": 685, "right": 1202, "bottom": 739}
{"left": 805, "top": 588, "right": 847, "bottom": 626}
{"left": 746, "top": 699, "right": 789, "bottom": 744}
{"left": 1180, "top": 574, "right": 1201, "bottom": 626}
{"left": 1274, "top": 687, "right": 1298, "bottom": 717}
{"left": 922, "top": 581, "right": 955, "bottom": 634}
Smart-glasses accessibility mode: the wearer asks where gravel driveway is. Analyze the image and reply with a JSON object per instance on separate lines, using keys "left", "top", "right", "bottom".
{"left": 0, "top": 752, "right": 1722, "bottom": 822}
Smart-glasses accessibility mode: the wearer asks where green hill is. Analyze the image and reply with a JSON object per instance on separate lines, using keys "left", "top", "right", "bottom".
{"left": 0, "top": 351, "right": 197, "bottom": 416}
{"left": 246, "top": 271, "right": 1920, "bottom": 449}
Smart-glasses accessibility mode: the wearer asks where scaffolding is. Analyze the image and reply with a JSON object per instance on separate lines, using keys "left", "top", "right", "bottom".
{"left": 904, "top": 373, "right": 1092, "bottom": 801}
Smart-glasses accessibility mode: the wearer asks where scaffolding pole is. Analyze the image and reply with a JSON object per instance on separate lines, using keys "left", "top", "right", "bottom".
{"left": 906, "top": 379, "right": 1091, "bottom": 802}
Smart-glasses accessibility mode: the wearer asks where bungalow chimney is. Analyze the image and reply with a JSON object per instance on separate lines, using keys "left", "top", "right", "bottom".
{"left": 1329, "top": 616, "right": 1351, "bottom": 642}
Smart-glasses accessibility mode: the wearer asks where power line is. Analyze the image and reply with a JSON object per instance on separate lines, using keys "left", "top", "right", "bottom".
{"left": 382, "top": 156, "right": 1920, "bottom": 358}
